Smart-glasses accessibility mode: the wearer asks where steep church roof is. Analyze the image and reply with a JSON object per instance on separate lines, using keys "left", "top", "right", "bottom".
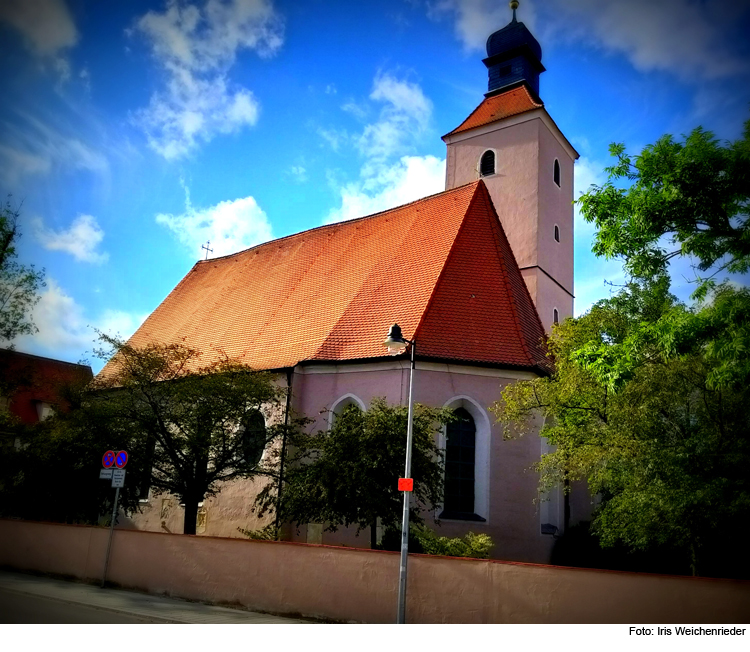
{"left": 442, "top": 84, "right": 543, "bottom": 139}
{"left": 106, "top": 181, "right": 549, "bottom": 375}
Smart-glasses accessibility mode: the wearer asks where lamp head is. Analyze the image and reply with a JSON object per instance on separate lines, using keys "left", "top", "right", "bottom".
{"left": 383, "top": 323, "right": 408, "bottom": 356}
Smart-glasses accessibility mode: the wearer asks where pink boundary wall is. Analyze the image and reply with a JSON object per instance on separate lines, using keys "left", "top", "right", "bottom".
{"left": 1, "top": 520, "right": 748, "bottom": 623}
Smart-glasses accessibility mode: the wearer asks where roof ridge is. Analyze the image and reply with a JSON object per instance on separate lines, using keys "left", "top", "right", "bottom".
{"left": 412, "top": 181, "right": 484, "bottom": 344}
{"left": 198, "top": 181, "right": 483, "bottom": 265}
{"left": 477, "top": 182, "right": 537, "bottom": 369}
{"left": 311, "top": 182, "right": 480, "bottom": 360}
{"left": 481, "top": 183, "right": 549, "bottom": 370}
{"left": 442, "top": 83, "right": 543, "bottom": 140}
{"left": 0, "top": 348, "right": 92, "bottom": 370}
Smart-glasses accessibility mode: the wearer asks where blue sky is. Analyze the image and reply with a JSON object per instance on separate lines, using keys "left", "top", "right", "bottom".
{"left": 1, "top": 0, "right": 749, "bottom": 373}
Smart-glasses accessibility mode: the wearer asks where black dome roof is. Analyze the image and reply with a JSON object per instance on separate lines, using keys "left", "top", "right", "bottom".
{"left": 486, "top": 18, "right": 542, "bottom": 62}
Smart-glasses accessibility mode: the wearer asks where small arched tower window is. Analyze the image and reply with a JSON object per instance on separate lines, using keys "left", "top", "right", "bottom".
{"left": 480, "top": 150, "right": 495, "bottom": 177}
{"left": 553, "top": 308, "right": 559, "bottom": 325}
{"left": 553, "top": 159, "right": 560, "bottom": 187}
{"left": 554, "top": 225, "right": 560, "bottom": 242}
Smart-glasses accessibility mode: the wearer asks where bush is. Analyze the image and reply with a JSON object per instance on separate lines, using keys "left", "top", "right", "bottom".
{"left": 237, "top": 523, "right": 279, "bottom": 540}
{"left": 380, "top": 525, "right": 493, "bottom": 559}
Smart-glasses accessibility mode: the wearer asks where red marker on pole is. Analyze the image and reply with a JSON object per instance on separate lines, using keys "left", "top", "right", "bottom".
{"left": 398, "top": 478, "right": 413, "bottom": 492}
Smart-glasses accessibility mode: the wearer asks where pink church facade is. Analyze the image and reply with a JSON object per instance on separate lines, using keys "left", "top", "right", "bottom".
{"left": 118, "top": 6, "right": 587, "bottom": 564}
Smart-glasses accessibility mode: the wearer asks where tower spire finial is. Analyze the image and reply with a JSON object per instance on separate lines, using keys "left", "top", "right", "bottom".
{"left": 510, "top": 1, "right": 519, "bottom": 23}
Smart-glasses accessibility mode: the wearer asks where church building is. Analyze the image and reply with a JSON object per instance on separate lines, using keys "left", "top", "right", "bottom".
{"left": 118, "top": 3, "right": 582, "bottom": 564}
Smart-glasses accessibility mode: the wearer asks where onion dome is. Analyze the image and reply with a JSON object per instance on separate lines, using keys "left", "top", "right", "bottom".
{"left": 483, "top": 1, "right": 545, "bottom": 99}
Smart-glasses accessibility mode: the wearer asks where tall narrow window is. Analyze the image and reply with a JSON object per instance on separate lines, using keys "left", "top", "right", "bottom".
{"left": 553, "top": 159, "right": 561, "bottom": 187}
{"left": 554, "top": 225, "right": 560, "bottom": 242}
{"left": 480, "top": 150, "right": 495, "bottom": 177}
{"left": 241, "top": 410, "right": 266, "bottom": 466}
{"left": 443, "top": 408, "right": 476, "bottom": 517}
{"left": 553, "top": 309, "right": 559, "bottom": 324}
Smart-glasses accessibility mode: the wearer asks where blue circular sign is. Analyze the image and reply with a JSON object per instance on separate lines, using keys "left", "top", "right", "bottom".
{"left": 115, "top": 450, "right": 128, "bottom": 468}
{"left": 102, "top": 450, "right": 115, "bottom": 468}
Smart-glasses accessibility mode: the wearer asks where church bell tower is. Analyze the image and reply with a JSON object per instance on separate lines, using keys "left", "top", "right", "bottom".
{"left": 442, "top": 1, "right": 577, "bottom": 333}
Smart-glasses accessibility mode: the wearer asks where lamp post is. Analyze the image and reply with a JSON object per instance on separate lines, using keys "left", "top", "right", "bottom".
{"left": 383, "top": 323, "right": 415, "bottom": 625}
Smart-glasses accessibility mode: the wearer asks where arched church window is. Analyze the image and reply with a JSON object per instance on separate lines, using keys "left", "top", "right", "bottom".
{"left": 443, "top": 407, "right": 476, "bottom": 517}
{"left": 553, "top": 308, "right": 559, "bottom": 325}
{"left": 554, "top": 159, "right": 561, "bottom": 187}
{"left": 480, "top": 150, "right": 495, "bottom": 177}
{"left": 240, "top": 410, "right": 266, "bottom": 466}
{"left": 329, "top": 394, "right": 366, "bottom": 429}
{"left": 554, "top": 225, "right": 560, "bottom": 242}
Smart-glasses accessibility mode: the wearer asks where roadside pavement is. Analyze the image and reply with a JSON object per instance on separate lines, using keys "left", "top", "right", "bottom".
{"left": 0, "top": 569, "right": 312, "bottom": 624}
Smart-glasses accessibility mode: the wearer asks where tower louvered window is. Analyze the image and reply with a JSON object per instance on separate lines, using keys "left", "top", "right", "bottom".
{"left": 480, "top": 150, "right": 495, "bottom": 177}
{"left": 443, "top": 408, "right": 476, "bottom": 516}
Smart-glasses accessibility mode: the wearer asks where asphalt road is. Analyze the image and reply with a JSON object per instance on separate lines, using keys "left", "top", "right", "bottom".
{"left": 0, "top": 570, "right": 311, "bottom": 624}
{"left": 0, "top": 587, "right": 171, "bottom": 624}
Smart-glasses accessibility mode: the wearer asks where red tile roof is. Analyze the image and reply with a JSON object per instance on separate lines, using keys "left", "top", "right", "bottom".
{"left": 105, "top": 181, "right": 548, "bottom": 375}
{"left": 443, "top": 84, "right": 543, "bottom": 139}
{"left": 0, "top": 350, "right": 93, "bottom": 424}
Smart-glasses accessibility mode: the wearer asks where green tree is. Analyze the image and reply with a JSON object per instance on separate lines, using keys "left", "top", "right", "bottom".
{"left": 0, "top": 360, "right": 135, "bottom": 524}
{"left": 574, "top": 119, "right": 750, "bottom": 392}
{"left": 89, "top": 336, "right": 284, "bottom": 534}
{"left": 491, "top": 281, "right": 750, "bottom": 577}
{"left": 256, "top": 398, "right": 451, "bottom": 549}
{"left": 0, "top": 200, "right": 45, "bottom": 343}
{"left": 577, "top": 120, "right": 749, "bottom": 291}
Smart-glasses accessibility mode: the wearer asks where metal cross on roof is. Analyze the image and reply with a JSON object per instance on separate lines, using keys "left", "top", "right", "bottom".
{"left": 201, "top": 241, "right": 214, "bottom": 260}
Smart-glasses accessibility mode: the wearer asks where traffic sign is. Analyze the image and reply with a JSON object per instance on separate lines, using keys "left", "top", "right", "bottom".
{"left": 100, "top": 468, "right": 113, "bottom": 480}
{"left": 115, "top": 450, "right": 128, "bottom": 468}
{"left": 398, "top": 478, "right": 413, "bottom": 492}
{"left": 112, "top": 469, "right": 126, "bottom": 488}
{"left": 102, "top": 450, "right": 115, "bottom": 468}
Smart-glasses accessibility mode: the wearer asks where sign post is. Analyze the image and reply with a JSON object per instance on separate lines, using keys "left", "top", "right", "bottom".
{"left": 101, "top": 450, "right": 127, "bottom": 588}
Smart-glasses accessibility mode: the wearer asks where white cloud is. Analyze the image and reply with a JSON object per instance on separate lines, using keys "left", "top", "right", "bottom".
{"left": 0, "top": 114, "right": 107, "bottom": 186}
{"left": 341, "top": 100, "right": 368, "bottom": 121}
{"left": 0, "top": 145, "right": 50, "bottom": 185}
{"left": 96, "top": 309, "right": 149, "bottom": 342}
{"left": 326, "top": 155, "right": 445, "bottom": 224}
{"left": 357, "top": 72, "right": 433, "bottom": 163}
{"left": 133, "top": 0, "right": 284, "bottom": 159}
{"left": 0, "top": 0, "right": 77, "bottom": 56}
{"left": 317, "top": 126, "right": 347, "bottom": 152}
{"left": 33, "top": 214, "right": 108, "bottom": 264}
{"left": 325, "top": 72, "right": 443, "bottom": 225}
{"left": 289, "top": 165, "right": 307, "bottom": 182}
{"left": 573, "top": 155, "right": 607, "bottom": 237}
{"left": 14, "top": 278, "right": 146, "bottom": 357}
{"left": 426, "top": 0, "right": 748, "bottom": 81}
{"left": 549, "top": 0, "right": 748, "bottom": 81}
{"left": 155, "top": 185, "right": 273, "bottom": 257}
{"left": 0, "top": 0, "right": 79, "bottom": 84}
{"left": 427, "top": 0, "right": 538, "bottom": 52}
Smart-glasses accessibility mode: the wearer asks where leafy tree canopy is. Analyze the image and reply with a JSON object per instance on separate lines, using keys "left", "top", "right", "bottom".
{"left": 89, "top": 335, "right": 284, "bottom": 534}
{"left": 574, "top": 120, "right": 750, "bottom": 393}
{"left": 493, "top": 117, "right": 750, "bottom": 577}
{"left": 491, "top": 282, "right": 750, "bottom": 577}
{"left": 0, "top": 360, "right": 133, "bottom": 524}
{"left": 577, "top": 120, "right": 750, "bottom": 291}
{"left": 0, "top": 199, "right": 45, "bottom": 343}
{"left": 256, "top": 398, "right": 451, "bottom": 549}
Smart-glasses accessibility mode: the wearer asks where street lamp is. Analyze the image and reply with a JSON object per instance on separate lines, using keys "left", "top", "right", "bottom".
{"left": 383, "top": 323, "right": 415, "bottom": 625}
